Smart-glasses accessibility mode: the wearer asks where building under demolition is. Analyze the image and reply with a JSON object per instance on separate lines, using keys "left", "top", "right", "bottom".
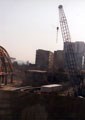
{"left": 35, "top": 42, "right": 85, "bottom": 73}
{"left": 35, "top": 49, "right": 54, "bottom": 72}
{"left": 64, "top": 41, "right": 85, "bottom": 70}
{"left": 53, "top": 50, "right": 65, "bottom": 71}
{"left": 53, "top": 42, "right": 85, "bottom": 71}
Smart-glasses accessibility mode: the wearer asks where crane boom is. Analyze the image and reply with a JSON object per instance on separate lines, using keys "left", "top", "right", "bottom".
{"left": 59, "top": 5, "right": 71, "bottom": 42}
{"left": 58, "top": 5, "right": 83, "bottom": 95}
{"left": 58, "top": 5, "right": 77, "bottom": 71}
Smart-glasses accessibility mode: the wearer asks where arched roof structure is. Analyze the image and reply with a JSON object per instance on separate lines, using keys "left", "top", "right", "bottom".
{"left": 0, "top": 46, "right": 13, "bottom": 73}
{"left": 0, "top": 46, "right": 14, "bottom": 85}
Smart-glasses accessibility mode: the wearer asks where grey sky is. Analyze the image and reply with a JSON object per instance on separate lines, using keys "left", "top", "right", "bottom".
{"left": 0, "top": 0, "right": 85, "bottom": 63}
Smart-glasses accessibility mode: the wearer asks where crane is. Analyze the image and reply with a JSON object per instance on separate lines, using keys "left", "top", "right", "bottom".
{"left": 58, "top": 5, "right": 83, "bottom": 96}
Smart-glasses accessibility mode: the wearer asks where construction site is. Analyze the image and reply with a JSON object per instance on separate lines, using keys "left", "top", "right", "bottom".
{"left": 1, "top": 3, "right": 85, "bottom": 120}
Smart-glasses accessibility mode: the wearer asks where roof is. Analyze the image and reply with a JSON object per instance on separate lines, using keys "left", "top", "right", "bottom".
{"left": 41, "top": 84, "right": 62, "bottom": 93}
{"left": 27, "top": 70, "right": 47, "bottom": 73}
{"left": 41, "top": 84, "right": 62, "bottom": 88}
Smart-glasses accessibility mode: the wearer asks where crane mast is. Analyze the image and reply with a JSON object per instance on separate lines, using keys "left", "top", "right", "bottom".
{"left": 58, "top": 5, "right": 82, "bottom": 95}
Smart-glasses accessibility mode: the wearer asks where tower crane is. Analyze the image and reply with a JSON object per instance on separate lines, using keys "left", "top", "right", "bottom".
{"left": 58, "top": 5, "right": 83, "bottom": 96}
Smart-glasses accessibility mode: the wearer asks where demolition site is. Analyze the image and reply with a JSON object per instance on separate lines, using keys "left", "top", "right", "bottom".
{"left": 0, "top": 4, "right": 85, "bottom": 120}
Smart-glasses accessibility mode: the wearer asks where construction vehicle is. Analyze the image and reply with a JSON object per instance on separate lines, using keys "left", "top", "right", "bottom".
{"left": 58, "top": 5, "right": 83, "bottom": 96}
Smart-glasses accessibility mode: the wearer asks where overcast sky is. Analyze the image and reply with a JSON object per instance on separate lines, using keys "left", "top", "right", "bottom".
{"left": 0, "top": 0, "right": 85, "bottom": 63}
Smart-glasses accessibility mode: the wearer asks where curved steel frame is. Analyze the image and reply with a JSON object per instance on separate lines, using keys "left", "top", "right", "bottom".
{"left": 0, "top": 46, "right": 14, "bottom": 85}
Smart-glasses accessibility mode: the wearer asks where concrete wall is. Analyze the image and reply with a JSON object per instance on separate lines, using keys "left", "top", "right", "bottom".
{"left": 0, "top": 90, "right": 85, "bottom": 120}
{"left": 17, "top": 92, "right": 85, "bottom": 120}
{"left": 0, "top": 91, "right": 20, "bottom": 120}
{"left": 24, "top": 70, "right": 48, "bottom": 86}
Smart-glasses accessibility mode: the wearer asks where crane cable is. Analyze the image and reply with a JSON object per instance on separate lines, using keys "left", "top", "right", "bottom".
{"left": 56, "top": 27, "right": 59, "bottom": 43}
